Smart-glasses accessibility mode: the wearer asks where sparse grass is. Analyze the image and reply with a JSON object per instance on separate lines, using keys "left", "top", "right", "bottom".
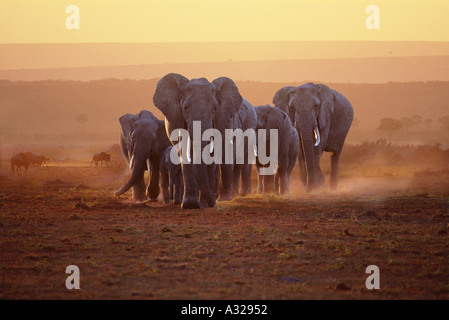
{"left": 1, "top": 158, "right": 448, "bottom": 299}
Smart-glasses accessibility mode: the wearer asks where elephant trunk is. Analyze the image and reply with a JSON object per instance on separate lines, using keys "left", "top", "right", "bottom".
{"left": 297, "top": 119, "right": 317, "bottom": 193}
{"left": 196, "top": 132, "right": 215, "bottom": 208}
{"left": 115, "top": 155, "right": 146, "bottom": 197}
{"left": 215, "top": 117, "right": 234, "bottom": 201}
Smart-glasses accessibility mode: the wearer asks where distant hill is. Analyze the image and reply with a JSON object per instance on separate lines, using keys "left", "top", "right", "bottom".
{"left": 2, "top": 41, "right": 449, "bottom": 70}
{"left": 1, "top": 79, "right": 448, "bottom": 141}
{"left": 1, "top": 56, "right": 449, "bottom": 83}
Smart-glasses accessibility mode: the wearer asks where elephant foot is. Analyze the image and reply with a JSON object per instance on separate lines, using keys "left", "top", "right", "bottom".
{"left": 182, "top": 198, "right": 201, "bottom": 209}
{"left": 174, "top": 199, "right": 182, "bottom": 206}
{"left": 132, "top": 195, "right": 148, "bottom": 202}
{"left": 200, "top": 197, "right": 216, "bottom": 208}
{"left": 148, "top": 197, "right": 158, "bottom": 202}
{"left": 217, "top": 195, "right": 232, "bottom": 202}
{"left": 217, "top": 193, "right": 232, "bottom": 202}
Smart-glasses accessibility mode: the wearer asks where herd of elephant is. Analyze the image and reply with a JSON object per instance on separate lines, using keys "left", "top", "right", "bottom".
{"left": 115, "top": 73, "right": 354, "bottom": 209}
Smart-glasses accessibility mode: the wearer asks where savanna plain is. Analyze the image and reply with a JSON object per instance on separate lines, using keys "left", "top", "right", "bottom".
{"left": 1, "top": 142, "right": 448, "bottom": 299}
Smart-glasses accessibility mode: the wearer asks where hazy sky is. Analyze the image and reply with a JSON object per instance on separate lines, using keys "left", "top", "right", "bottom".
{"left": 1, "top": 0, "right": 449, "bottom": 43}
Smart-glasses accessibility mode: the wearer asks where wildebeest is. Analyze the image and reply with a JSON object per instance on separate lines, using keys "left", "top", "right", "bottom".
{"left": 11, "top": 153, "right": 30, "bottom": 175}
{"left": 91, "top": 152, "right": 111, "bottom": 167}
{"left": 23, "top": 152, "right": 50, "bottom": 167}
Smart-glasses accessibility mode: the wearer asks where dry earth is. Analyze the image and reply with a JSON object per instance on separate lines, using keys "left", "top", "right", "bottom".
{"left": 0, "top": 160, "right": 448, "bottom": 299}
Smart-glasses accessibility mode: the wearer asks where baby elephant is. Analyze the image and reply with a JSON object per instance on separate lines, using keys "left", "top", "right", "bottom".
{"left": 160, "top": 146, "right": 184, "bottom": 205}
{"left": 91, "top": 152, "right": 111, "bottom": 167}
{"left": 255, "top": 105, "right": 298, "bottom": 195}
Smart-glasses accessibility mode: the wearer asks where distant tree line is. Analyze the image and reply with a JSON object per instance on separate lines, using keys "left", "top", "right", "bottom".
{"left": 376, "top": 114, "right": 449, "bottom": 140}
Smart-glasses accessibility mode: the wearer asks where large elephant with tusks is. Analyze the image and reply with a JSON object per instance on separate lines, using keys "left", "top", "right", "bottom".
{"left": 115, "top": 110, "right": 171, "bottom": 201}
{"left": 153, "top": 73, "right": 246, "bottom": 209}
{"left": 273, "top": 83, "right": 354, "bottom": 192}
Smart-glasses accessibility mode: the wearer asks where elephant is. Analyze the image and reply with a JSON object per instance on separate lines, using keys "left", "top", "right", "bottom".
{"left": 91, "top": 152, "right": 111, "bottom": 167}
{"left": 273, "top": 82, "right": 354, "bottom": 192}
{"left": 254, "top": 105, "right": 298, "bottom": 195}
{"left": 153, "top": 73, "right": 244, "bottom": 209}
{"left": 11, "top": 152, "right": 30, "bottom": 175}
{"left": 115, "top": 110, "right": 171, "bottom": 202}
{"left": 231, "top": 99, "right": 257, "bottom": 196}
{"left": 160, "top": 146, "right": 184, "bottom": 205}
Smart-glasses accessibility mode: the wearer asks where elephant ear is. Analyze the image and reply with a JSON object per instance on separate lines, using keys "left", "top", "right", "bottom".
{"left": 259, "top": 106, "right": 284, "bottom": 142}
{"left": 153, "top": 73, "right": 189, "bottom": 131}
{"left": 155, "top": 119, "right": 168, "bottom": 137}
{"left": 119, "top": 113, "right": 139, "bottom": 132}
{"left": 212, "top": 77, "right": 243, "bottom": 120}
{"left": 119, "top": 113, "right": 140, "bottom": 141}
{"left": 119, "top": 113, "right": 139, "bottom": 161}
{"left": 314, "top": 83, "right": 334, "bottom": 131}
{"left": 273, "top": 86, "right": 295, "bottom": 124}
{"left": 273, "top": 86, "right": 294, "bottom": 111}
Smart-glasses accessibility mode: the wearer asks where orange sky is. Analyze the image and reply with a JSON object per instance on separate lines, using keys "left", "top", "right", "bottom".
{"left": 1, "top": 0, "right": 449, "bottom": 43}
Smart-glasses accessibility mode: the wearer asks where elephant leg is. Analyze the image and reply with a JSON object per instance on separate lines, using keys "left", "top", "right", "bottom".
{"left": 174, "top": 172, "right": 184, "bottom": 205}
{"left": 240, "top": 163, "right": 252, "bottom": 196}
{"left": 214, "top": 167, "right": 221, "bottom": 200}
{"left": 316, "top": 168, "right": 325, "bottom": 188}
{"left": 132, "top": 174, "right": 147, "bottom": 202}
{"left": 232, "top": 164, "right": 241, "bottom": 196}
{"left": 298, "top": 136, "right": 307, "bottom": 187}
{"left": 199, "top": 164, "right": 216, "bottom": 207}
{"left": 263, "top": 174, "right": 275, "bottom": 194}
{"left": 147, "top": 159, "right": 160, "bottom": 201}
{"left": 218, "top": 163, "right": 233, "bottom": 201}
{"left": 161, "top": 170, "right": 170, "bottom": 204}
{"left": 181, "top": 162, "right": 200, "bottom": 209}
{"left": 277, "top": 166, "right": 289, "bottom": 195}
{"left": 257, "top": 167, "right": 263, "bottom": 194}
{"left": 169, "top": 178, "right": 174, "bottom": 201}
{"left": 286, "top": 163, "right": 295, "bottom": 194}
{"left": 330, "top": 150, "right": 341, "bottom": 191}
{"left": 208, "top": 164, "right": 217, "bottom": 204}
{"left": 314, "top": 150, "right": 325, "bottom": 188}
{"left": 274, "top": 173, "right": 280, "bottom": 194}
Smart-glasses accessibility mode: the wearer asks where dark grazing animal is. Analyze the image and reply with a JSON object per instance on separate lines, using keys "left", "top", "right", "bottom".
{"left": 91, "top": 152, "right": 111, "bottom": 167}
{"left": 23, "top": 151, "right": 50, "bottom": 167}
{"left": 11, "top": 153, "right": 30, "bottom": 175}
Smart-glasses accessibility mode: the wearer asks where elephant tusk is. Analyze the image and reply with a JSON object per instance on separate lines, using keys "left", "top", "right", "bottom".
{"left": 253, "top": 144, "right": 258, "bottom": 157}
{"left": 210, "top": 137, "right": 214, "bottom": 154}
{"left": 314, "top": 127, "right": 321, "bottom": 147}
{"left": 129, "top": 155, "right": 135, "bottom": 168}
{"left": 230, "top": 139, "right": 234, "bottom": 145}
{"left": 186, "top": 136, "right": 192, "bottom": 163}
{"left": 146, "top": 159, "right": 151, "bottom": 173}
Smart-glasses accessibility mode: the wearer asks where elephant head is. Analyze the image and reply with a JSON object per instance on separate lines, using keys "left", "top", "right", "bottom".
{"left": 116, "top": 110, "right": 168, "bottom": 201}
{"left": 119, "top": 113, "right": 139, "bottom": 163}
{"left": 273, "top": 83, "right": 336, "bottom": 192}
{"left": 153, "top": 73, "right": 242, "bottom": 209}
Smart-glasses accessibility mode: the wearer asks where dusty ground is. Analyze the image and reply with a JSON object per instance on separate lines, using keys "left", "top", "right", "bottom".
{"left": 0, "top": 160, "right": 448, "bottom": 300}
